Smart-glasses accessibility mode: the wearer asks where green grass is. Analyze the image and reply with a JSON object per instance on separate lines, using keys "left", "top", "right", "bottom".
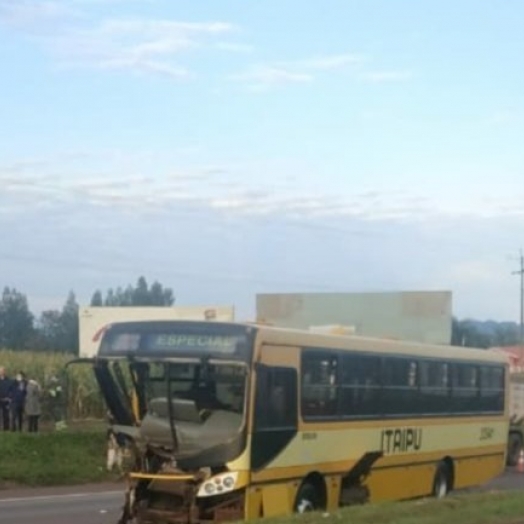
{"left": 0, "top": 429, "right": 119, "bottom": 488}
{"left": 270, "top": 491, "right": 524, "bottom": 524}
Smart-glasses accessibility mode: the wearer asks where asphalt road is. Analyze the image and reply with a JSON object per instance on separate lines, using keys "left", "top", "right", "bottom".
{"left": 1, "top": 469, "right": 524, "bottom": 524}
{"left": 0, "top": 483, "right": 124, "bottom": 524}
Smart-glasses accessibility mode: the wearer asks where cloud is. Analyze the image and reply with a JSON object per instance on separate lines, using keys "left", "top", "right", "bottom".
{"left": 94, "top": 57, "right": 190, "bottom": 79}
{"left": 445, "top": 260, "right": 503, "bottom": 285}
{"left": 51, "top": 18, "right": 235, "bottom": 78}
{"left": 1, "top": 153, "right": 522, "bottom": 323}
{"left": 231, "top": 65, "right": 313, "bottom": 91}
{"left": 0, "top": 0, "right": 77, "bottom": 31}
{"left": 4, "top": 152, "right": 524, "bottom": 224}
{"left": 215, "top": 41, "right": 253, "bottom": 53}
{"left": 231, "top": 53, "right": 362, "bottom": 90}
{"left": 359, "top": 70, "right": 412, "bottom": 83}
{"left": 1, "top": 2, "right": 241, "bottom": 79}
{"left": 294, "top": 53, "right": 365, "bottom": 70}
{"left": 231, "top": 53, "right": 412, "bottom": 91}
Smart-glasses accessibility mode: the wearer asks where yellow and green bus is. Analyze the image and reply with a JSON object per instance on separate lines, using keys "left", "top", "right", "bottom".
{"left": 88, "top": 320, "right": 509, "bottom": 524}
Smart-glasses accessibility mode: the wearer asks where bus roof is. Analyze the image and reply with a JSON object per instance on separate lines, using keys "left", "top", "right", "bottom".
{"left": 98, "top": 319, "right": 508, "bottom": 365}
{"left": 253, "top": 323, "right": 508, "bottom": 364}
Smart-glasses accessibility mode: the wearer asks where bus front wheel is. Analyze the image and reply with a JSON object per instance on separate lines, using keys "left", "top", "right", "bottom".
{"left": 294, "top": 483, "right": 321, "bottom": 513}
{"left": 432, "top": 462, "right": 451, "bottom": 499}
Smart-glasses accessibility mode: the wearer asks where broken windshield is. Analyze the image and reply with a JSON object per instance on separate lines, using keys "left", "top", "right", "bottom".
{"left": 137, "top": 360, "right": 248, "bottom": 457}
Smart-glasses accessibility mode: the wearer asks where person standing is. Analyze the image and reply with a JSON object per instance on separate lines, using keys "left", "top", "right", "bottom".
{"left": 0, "top": 367, "right": 13, "bottom": 431}
{"left": 47, "top": 375, "right": 67, "bottom": 431}
{"left": 25, "top": 379, "right": 42, "bottom": 433}
{"left": 10, "top": 372, "right": 28, "bottom": 432}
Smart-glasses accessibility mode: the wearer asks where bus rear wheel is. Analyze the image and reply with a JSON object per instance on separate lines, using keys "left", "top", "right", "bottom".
{"left": 432, "top": 462, "right": 451, "bottom": 499}
{"left": 294, "top": 483, "right": 321, "bottom": 513}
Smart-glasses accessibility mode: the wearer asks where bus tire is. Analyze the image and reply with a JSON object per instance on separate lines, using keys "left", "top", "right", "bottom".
{"left": 507, "top": 432, "right": 523, "bottom": 467}
{"left": 432, "top": 462, "right": 450, "bottom": 499}
{"left": 294, "top": 482, "right": 322, "bottom": 513}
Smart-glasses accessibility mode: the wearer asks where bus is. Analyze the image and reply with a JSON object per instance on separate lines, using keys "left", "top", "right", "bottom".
{"left": 84, "top": 320, "right": 509, "bottom": 524}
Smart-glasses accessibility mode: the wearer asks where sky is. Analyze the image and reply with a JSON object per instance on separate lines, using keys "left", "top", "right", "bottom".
{"left": 0, "top": 0, "right": 523, "bottom": 322}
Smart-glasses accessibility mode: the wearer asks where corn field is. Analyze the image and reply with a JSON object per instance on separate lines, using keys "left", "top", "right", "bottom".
{"left": 0, "top": 350, "right": 106, "bottom": 420}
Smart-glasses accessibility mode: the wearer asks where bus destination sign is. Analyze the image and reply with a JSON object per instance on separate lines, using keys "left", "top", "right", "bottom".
{"left": 144, "top": 334, "right": 242, "bottom": 354}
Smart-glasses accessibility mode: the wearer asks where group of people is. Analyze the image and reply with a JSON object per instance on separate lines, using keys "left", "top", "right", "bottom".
{"left": 0, "top": 367, "right": 42, "bottom": 433}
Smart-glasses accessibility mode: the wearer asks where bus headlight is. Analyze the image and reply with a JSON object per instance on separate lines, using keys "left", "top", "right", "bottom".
{"left": 197, "top": 472, "right": 239, "bottom": 498}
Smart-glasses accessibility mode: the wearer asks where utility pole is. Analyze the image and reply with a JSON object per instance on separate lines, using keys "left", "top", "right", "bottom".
{"left": 512, "top": 250, "right": 524, "bottom": 360}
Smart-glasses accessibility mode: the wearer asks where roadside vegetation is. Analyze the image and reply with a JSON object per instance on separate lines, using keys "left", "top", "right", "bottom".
{"left": 0, "top": 428, "right": 118, "bottom": 488}
{"left": 270, "top": 491, "right": 524, "bottom": 524}
{"left": 0, "top": 349, "right": 105, "bottom": 420}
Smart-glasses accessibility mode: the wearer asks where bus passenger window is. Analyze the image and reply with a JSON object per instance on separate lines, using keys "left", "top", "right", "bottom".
{"left": 419, "top": 361, "right": 450, "bottom": 414}
{"left": 339, "top": 354, "right": 381, "bottom": 417}
{"left": 301, "top": 352, "right": 338, "bottom": 419}
{"left": 480, "top": 365, "right": 505, "bottom": 413}
{"left": 382, "top": 357, "right": 418, "bottom": 416}
{"left": 451, "top": 364, "right": 479, "bottom": 413}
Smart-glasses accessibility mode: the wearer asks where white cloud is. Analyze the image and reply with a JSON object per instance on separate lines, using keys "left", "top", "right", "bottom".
{"left": 215, "top": 41, "right": 253, "bottom": 53}
{"left": 1, "top": 2, "right": 242, "bottom": 79}
{"left": 0, "top": 0, "right": 77, "bottom": 31}
{"left": 231, "top": 65, "right": 313, "bottom": 91}
{"left": 294, "top": 53, "right": 365, "bottom": 70}
{"left": 445, "top": 260, "right": 502, "bottom": 285}
{"left": 232, "top": 53, "right": 412, "bottom": 91}
{"left": 231, "top": 53, "right": 361, "bottom": 90}
{"left": 95, "top": 57, "right": 190, "bottom": 79}
{"left": 359, "top": 70, "right": 412, "bottom": 83}
{"left": 1, "top": 153, "right": 522, "bottom": 322}
{"left": 51, "top": 18, "right": 235, "bottom": 77}
{"left": 3, "top": 154, "right": 524, "bottom": 224}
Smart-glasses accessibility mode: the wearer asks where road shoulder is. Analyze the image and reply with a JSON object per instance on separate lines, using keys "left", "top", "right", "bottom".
{"left": 0, "top": 481, "right": 125, "bottom": 500}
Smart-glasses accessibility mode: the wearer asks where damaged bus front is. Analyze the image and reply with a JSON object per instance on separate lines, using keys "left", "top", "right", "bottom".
{"left": 89, "top": 321, "right": 256, "bottom": 524}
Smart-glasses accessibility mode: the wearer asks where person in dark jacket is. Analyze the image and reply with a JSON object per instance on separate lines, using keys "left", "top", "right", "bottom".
{"left": 10, "top": 372, "right": 28, "bottom": 432}
{"left": 0, "top": 367, "right": 13, "bottom": 431}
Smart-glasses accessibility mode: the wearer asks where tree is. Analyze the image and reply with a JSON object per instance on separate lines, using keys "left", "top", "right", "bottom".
{"left": 0, "top": 287, "right": 34, "bottom": 350}
{"left": 90, "top": 290, "right": 103, "bottom": 307}
{"left": 451, "top": 317, "right": 520, "bottom": 349}
{"left": 95, "top": 277, "right": 174, "bottom": 307}
{"left": 60, "top": 291, "right": 79, "bottom": 353}
{"left": 37, "top": 310, "right": 63, "bottom": 351}
{"left": 35, "top": 291, "right": 79, "bottom": 353}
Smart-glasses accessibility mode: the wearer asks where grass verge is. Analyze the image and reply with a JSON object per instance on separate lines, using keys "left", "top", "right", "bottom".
{"left": 275, "top": 491, "right": 524, "bottom": 524}
{"left": 0, "top": 429, "right": 119, "bottom": 488}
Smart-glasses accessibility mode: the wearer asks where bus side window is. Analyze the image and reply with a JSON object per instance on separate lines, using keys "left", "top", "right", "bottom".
{"left": 301, "top": 352, "right": 338, "bottom": 419}
{"left": 339, "top": 354, "right": 381, "bottom": 417}
{"left": 451, "top": 363, "right": 479, "bottom": 413}
{"left": 382, "top": 357, "right": 418, "bottom": 416}
{"left": 254, "top": 365, "right": 297, "bottom": 430}
{"left": 480, "top": 365, "right": 505, "bottom": 413}
{"left": 419, "top": 360, "right": 450, "bottom": 414}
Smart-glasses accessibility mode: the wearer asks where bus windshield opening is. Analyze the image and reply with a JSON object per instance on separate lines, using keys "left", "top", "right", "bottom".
{"left": 138, "top": 360, "right": 248, "bottom": 458}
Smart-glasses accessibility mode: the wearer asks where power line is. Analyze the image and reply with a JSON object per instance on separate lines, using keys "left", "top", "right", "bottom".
{"left": 512, "top": 249, "right": 524, "bottom": 349}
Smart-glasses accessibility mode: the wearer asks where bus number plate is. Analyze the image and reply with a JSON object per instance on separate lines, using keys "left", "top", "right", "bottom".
{"left": 480, "top": 427, "right": 494, "bottom": 441}
{"left": 302, "top": 432, "right": 317, "bottom": 441}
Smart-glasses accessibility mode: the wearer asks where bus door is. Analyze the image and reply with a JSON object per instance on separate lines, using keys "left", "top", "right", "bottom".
{"left": 66, "top": 358, "right": 142, "bottom": 426}
{"left": 250, "top": 345, "right": 300, "bottom": 516}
